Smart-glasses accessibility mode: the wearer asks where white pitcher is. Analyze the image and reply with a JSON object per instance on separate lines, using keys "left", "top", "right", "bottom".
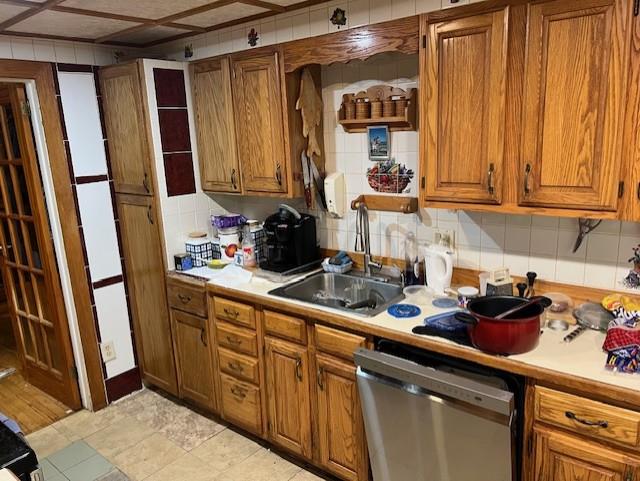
{"left": 422, "top": 244, "right": 454, "bottom": 296}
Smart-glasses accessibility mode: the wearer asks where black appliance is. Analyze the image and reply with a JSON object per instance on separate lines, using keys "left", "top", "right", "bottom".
{"left": 260, "top": 204, "right": 320, "bottom": 273}
{"left": 0, "top": 421, "right": 40, "bottom": 481}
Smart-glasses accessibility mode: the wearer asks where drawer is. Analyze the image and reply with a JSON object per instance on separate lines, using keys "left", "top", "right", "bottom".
{"left": 219, "top": 347, "right": 260, "bottom": 384}
{"left": 315, "top": 324, "right": 367, "bottom": 361}
{"left": 220, "top": 373, "right": 262, "bottom": 435}
{"left": 264, "top": 310, "right": 307, "bottom": 344}
{"left": 167, "top": 276, "right": 206, "bottom": 317}
{"left": 214, "top": 297, "right": 255, "bottom": 329}
{"left": 534, "top": 386, "right": 640, "bottom": 449}
{"left": 217, "top": 322, "right": 258, "bottom": 357}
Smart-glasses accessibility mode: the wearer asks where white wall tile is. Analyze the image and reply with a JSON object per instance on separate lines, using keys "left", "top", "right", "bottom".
{"left": 391, "top": 0, "right": 416, "bottom": 18}
{"left": 10, "top": 38, "right": 34, "bottom": 60}
{"left": 58, "top": 72, "right": 108, "bottom": 177}
{"left": 555, "top": 258, "right": 585, "bottom": 285}
{"left": 94, "top": 283, "right": 136, "bottom": 379}
{"left": 416, "top": 0, "right": 440, "bottom": 13}
{"left": 586, "top": 233, "right": 620, "bottom": 263}
{"left": 505, "top": 226, "right": 530, "bottom": 253}
{"left": 292, "top": 12, "right": 311, "bottom": 39}
{"left": 349, "top": 0, "right": 370, "bottom": 27}
{"left": 54, "top": 41, "right": 76, "bottom": 63}
{"left": 261, "top": 20, "right": 277, "bottom": 45}
{"left": 530, "top": 228, "right": 558, "bottom": 256}
{"left": 370, "top": 0, "right": 392, "bottom": 23}
{"left": 33, "top": 40, "right": 56, "bottom": 62}
{"left": 74, "top": 43, "right": 95, "bottom": 64}
{"left": 327, "top": 2, "right": 349, "bottom": 31}
{"left": 584, "top": 263, "right": 618, "bottom": 289}
{"left": 76, "top": 182, "right": 122, "bottom": 282}
{"left": 93, "top": 47, "right": 115, "bottom": 66}
{"left": 276, "top": 16, "right": 294, "bottom": 42}
{"left": 0, "top": 37, "right": 11, "bottom": 59}
{"left": 309, "top": 7, "right": 330, "bottom": 36}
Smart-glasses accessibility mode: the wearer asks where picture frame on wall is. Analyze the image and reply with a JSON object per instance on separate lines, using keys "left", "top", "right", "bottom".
{"left": 367, "top": 125, "right": 390, "bottom": 161}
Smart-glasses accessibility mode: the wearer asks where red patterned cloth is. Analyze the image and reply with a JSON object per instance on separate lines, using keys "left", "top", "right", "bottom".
{"left": 603, "top": 326, "right": 640, "bottom": 352}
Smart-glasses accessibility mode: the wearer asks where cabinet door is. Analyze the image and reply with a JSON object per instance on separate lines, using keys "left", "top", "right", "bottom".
{"left": 315, "top": 354, "right": 368, "bottom": 481}
{"left": 519, "top": 0, "right": 632, "bottom": 210}
{"left": 171, "top": 309, "right": 215, "bottom": 409}
{"left": 264, "top": 337, "right": 312, "bottom": 457}
{"left": 100, "top": 62, "right": 154, "bottom": 196}
{"left": 423, "top": 9, "right": 507, "bottom": 204}
{"left": 117, "top": 194, "right": 177, "bottom": 395}
{"left": 231, "top": 51, "right": 287, "bottom": 194}
{"left": 534, "top": 426, "right": 640, "bottom": 481}
{"left": 191, "top": 58, "right": 241, "bottom": 193}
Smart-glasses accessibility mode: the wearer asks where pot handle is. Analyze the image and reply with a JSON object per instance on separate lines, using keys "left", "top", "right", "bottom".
{"left": 454, "top": 312, "right": 478, "bottom": 325}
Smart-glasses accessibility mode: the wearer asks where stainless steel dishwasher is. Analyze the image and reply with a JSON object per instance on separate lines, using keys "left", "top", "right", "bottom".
{"left": 355, "top": 341, "right": 523, "bottom": 481}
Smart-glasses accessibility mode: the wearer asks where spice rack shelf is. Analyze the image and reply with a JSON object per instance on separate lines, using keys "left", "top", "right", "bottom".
{"left": 338, "top": 85, "right": 417, "bottom": 133}
{"left": 350, "top": 194, "right": 418, "bottom": 214}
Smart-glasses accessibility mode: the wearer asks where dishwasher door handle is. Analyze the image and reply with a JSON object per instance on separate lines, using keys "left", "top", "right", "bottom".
{"left": 354, "top": 348, "right": 514, "bottom": 418}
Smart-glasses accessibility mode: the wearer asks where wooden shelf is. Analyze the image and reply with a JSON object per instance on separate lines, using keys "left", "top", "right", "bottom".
{"left": 338, "top": 86, "right": 417, "bottom": 133}
{"left": 350, "top": 194, "right": 418, "bottom": 214}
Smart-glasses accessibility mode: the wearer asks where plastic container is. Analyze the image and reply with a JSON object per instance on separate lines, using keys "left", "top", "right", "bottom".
{"left": 219, "top": 227, "right": 240, "bottom": 263}
{"left": 322, "top": 257, "right": 353, "bottom": 274}
{"left": 242, "top": 226, "right": 257, "bottom": 267}
{"left": 185, "top": 238, "right": 213, "bottom": 267}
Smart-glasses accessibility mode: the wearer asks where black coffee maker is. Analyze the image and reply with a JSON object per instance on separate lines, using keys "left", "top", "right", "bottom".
{"left": 260, "top": 204, "right": 319, "bottom": 273}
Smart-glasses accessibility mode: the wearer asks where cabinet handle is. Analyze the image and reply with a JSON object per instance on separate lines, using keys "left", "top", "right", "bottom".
{"left": 275, "top": 164, "right": 282, "bottom": 186}
{"left": 200, "top": 328, "right": 207, "bottom": 347}
{"left": 223, "top": 308, "right": 239, "bottom": 319}
{"left": 295, "top": 357, "right": 303, "bottom": 382}
{"left": 523, "top": 163, "right": 532, "bottom": 196}
{"left": 637, "top": 182, "right": 640, "bottom": 200}
{"left": 226, "top": 335, "right": 242, "bottom": 345}
{"left": 231, "top": 169, "right": 238, "bottom": 190}
{"left": 178, "top": 294, "right": 191, "bottom": 304}
{"left": 231, "top": 385, "right": 246, "bottom": 399}
{"left": 487, "top": 163, "right": 495, "bottom": 195}
{"left": 143, "top": 172, "right": 150, "bottom": 193}
{"left": 147, "top": 206, "right": 154, "bottom": 224}
{"left": 228, "top": 361, "right": 243, "bottom": 373}
{"left": 317, "top": 367, "right": 324, "bottom": 390}
{"left": 565, "top": 411, "right": 609, "bottom": 428}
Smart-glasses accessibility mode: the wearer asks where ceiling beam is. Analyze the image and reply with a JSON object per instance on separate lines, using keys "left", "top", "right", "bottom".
{"left": 0, "top": 0, "right": 65, "bottom": 31}
{"left": 237, "top": 0, "right": 286, "bottom": 12}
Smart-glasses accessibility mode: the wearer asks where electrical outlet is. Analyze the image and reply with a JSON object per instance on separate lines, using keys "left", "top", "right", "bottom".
{"left": 434, "top": 228, "right": 455, "bottom": 249}
{"left": 100, "top": 341, "right": 116, "bottom": 363}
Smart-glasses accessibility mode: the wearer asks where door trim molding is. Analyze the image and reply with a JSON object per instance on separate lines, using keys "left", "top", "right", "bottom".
{"left": 0, "top": 59, "right": 107, "bottom": 410}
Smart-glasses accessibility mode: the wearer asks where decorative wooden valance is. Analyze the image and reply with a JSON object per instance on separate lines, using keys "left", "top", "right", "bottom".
{"left": 282, "top": 16, "right": 420, "bottom": 73}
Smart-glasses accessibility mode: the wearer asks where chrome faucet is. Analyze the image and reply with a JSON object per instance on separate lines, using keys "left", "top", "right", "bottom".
{"left": 354, "top": 202, "right": 382, "bottom": 277}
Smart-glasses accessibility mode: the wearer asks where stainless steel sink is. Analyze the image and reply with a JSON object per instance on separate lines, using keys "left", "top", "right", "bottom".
{"left": 269, "top": 272, "right": 405, "bottom": 317}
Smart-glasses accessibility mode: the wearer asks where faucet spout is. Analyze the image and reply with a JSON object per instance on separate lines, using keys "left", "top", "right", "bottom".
{"left": 355, "top": 202, "right": 380, "bottom": 277}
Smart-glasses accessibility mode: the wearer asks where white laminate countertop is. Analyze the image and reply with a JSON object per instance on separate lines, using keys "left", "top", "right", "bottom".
{"left": 183, "top": 268, "right": 640, "bottom": 397}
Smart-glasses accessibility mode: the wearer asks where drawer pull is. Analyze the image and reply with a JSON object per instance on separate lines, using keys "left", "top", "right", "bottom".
{"left": 295, "top": 357, "right": 303, "bottom": 382}
{"left": 178, "top": 294, "right": 191, "bottom": 303}
{"left": 228, "top": 361, "right": 244, "bottom": 373}
{"left": 565, "top": 411, "right": 609, "bottom": 429}
{"left": 223, "top": 308, "right": 240, "bottom": 319}
{"left": 317, "top": 367, "right": 324, "bottom": 390}
{"left": 226, "top": 335, "right": 242, "bottom": 345}
{"left": 231, "top": 385, "right": 246, "bottom": 399}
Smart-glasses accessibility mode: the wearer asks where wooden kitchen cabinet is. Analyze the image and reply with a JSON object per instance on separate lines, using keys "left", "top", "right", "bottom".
{"left": 117, "top": 194, "right": 177, "bottom": 395}
{"left": 265, "top": 336, "right": 313, "bottom": 458}
{"left": 190, "top": 58, "right": 241, "bottom": 193}
{"left": 422, "top": 8, "right": 507, "bottom": 204}
{"left": 100, "top": 61, "right": 155, "bottom": 196}
{"left": 231, "top": 48, "right": 288, "bottom": 195}
{"left": 533, "top": 426, "right": 640, "bottom": 481}
{"left": 170, "top": 308, "right": 215, "bottom": 410}
{"left": 518, "top": 0, "right": 633, "bottom": 212}
{"left": 315, "top": 353, "right": 369, "bottom": 481}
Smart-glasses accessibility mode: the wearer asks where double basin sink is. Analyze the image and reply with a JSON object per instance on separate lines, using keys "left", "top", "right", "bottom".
{"left": 269, "top": 271, "right": 405, "bottom": 317}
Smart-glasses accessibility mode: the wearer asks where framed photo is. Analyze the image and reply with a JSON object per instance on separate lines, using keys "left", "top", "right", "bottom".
{"left": 367, "top": 125, "right": 390, "bottom": 161}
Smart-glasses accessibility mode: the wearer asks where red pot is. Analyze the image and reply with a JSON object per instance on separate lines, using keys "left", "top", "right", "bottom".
{"left": 454, "top": 296, "right": 550, "bottom": 355}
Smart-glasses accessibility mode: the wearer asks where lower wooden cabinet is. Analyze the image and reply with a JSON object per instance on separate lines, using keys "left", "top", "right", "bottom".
{"left": 220, "top": 372, "right": 263, "bottom": 435}
{"left": 170, "top": 308, "right": 215, "bottom": 410}
{"left": 315, "top": 353, "right": 369, "bottom": 481}
{"left": 265, "top": 337, "right": 312, "bottom": 457}
{"left": 533, "top": 426, "right": 640, "bottom": 481}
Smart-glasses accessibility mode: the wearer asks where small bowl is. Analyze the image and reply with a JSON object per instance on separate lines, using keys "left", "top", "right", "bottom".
{"left": 403, "top": 285, "right": 429, "bottom": 304}
{"left": 546, "top": 319, "right": 569, "bottom": 331}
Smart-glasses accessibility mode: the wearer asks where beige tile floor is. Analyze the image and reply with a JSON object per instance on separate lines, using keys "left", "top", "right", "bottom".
{"left": 26, "top": 389, "right": 328, "bottom": 481}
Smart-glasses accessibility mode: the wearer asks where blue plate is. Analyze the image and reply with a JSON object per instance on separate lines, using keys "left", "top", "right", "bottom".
{"left": 432, "top": 297, "right": 458, "bottom": 309}
{"left": 387, "top": 304, "right": 422, "bottom": 318}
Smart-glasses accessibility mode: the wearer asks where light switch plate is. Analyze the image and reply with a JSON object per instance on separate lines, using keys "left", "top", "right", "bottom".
{"left": 100, "top": 341, "right": 116, "bottom": 363}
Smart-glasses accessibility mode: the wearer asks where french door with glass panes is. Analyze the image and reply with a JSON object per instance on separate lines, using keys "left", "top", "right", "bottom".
{"left": 0, "top": 83, "right": 80, "bottom": 408}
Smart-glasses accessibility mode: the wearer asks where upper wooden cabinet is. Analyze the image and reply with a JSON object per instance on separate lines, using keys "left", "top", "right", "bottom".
{"left": 423, "top": 8, "right": 507, "bottom": 204}
{"left": 519, "top": 0, "right": 632, "bottom": 211}
{"left": 231, "top": 49, "right": 288, "bottom": 194}
{"left": 100, "top": 61, "right": 154, "bottom": 196}
{"left": 190, "top": 58, "right": 241, "bottom": 193}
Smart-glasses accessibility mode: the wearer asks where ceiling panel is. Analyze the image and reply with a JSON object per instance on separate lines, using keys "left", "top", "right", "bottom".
{"left": 180, "top": 3, "right": 269, "bottom": 28}
{"left": 7, "top": 10, "right": 138, "bottom": 38}
{"left": 0, "top": 5, "right": 30, "bottom": 23}
{"left": 114, "top": 25, "right": 187, "bottom": 44}
{"left": 58, "top": 0, "right": 217, "bottom": 20}
{"left": 269, "top": 0, "right": 307, "bottom": 6}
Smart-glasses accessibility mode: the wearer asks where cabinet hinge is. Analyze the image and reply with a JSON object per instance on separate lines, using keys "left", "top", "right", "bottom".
{"left": 422, "top": 35, "right": 427, "bottom": 48}
{"left": 634, "top": 0, "right": 639, "bottom": 16}
{"left": 421, "top": 176, "right": 425, "bottom": 189}
{"left": 619, "top": 181, "right": 625, "bottom": 198}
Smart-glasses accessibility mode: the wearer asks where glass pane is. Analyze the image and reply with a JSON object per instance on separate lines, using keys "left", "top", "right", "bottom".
{"left": 0, "top": 164, "right": 16, "bottom": 214}
{"left": 11, "top": 219, "right": 27, "bottom": 266}
{"left": 19, "top": 316, "right": 34, "bottom": 360}
{"left": 35, "top": 274, "right": 53, "bottom": 321}
{"left": 27, "top": 222, "right": 40, "bottom": 269}
{"left": 45, "top": 325, "right": 62, "bottom": 374}
{"left": 33, "top": 322, "right": 46, "bottom": 366}
{"left": 23, "top": 274, "right": 37, "bottom": 316}
{"left": 4, "top": 108, "right": 21, "bottom": 160}
{"left": 0, "top": 218, "right": 12, "bottom": 260}
{"left": 11, "top": 269, "right": 24, "bottom": 313}
{"left": 13, "top": 164, "right": 30, "bottom": 216}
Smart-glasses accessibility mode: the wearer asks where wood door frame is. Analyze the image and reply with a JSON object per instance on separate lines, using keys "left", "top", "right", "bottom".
{"left": 0, "top": 59, "right": 107, "bottom": 410}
